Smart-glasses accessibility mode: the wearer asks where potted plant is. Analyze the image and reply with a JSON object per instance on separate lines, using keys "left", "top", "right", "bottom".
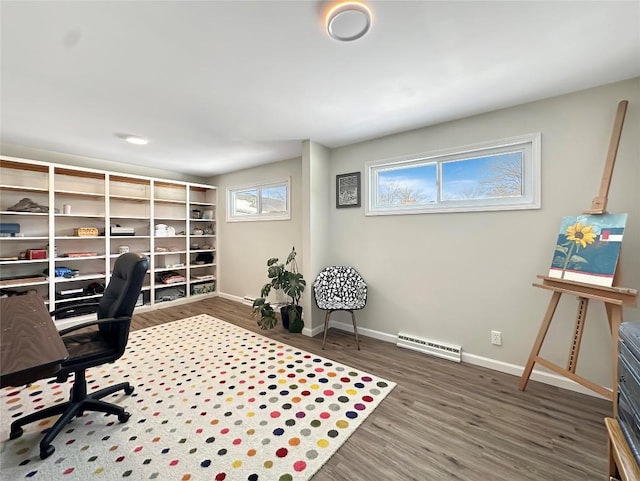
{"left": 252, "top": 246, "right": 306, "bottom": 332}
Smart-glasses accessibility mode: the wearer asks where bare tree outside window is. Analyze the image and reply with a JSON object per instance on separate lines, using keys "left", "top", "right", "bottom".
{"left": 378, "top": 180, "right": 430, "bottom": 205}
{"left": 480, "top": 153, "right": 523, "bottom": 198}
{"left": 442, "top": 152, "right": 523, "bottom": 201}
{"left": 377, "top": 163, "right": 436, "bottom": 207}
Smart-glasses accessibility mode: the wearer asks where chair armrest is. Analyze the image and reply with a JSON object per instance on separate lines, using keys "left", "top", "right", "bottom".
{"left": 50, "top": 302, "right": 100, "bottom": 318}
{"left": 58, "top": 316, "right": 130, "bottom": 336}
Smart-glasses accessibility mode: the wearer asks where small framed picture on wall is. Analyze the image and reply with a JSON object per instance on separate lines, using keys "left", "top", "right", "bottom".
{"left": 336, "top": 172, "right": 361, "bottom": 208}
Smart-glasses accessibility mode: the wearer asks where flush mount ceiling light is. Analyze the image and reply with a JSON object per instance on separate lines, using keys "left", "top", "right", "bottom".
{"left": 119, "top": 134, "right": 148, "bottom": 145}
{"left": 125, "top": 135, "right": 148, "bottom": 145}
{"left": 325, "top": 1, "right": 372, "bottom": 41}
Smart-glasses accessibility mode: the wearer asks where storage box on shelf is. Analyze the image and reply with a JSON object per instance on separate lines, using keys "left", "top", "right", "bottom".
{"left": 191, "top": 280, "right": 216, "bottom": 296}
{"left": 0, "top": 155, "right": 218, "bottom": 329}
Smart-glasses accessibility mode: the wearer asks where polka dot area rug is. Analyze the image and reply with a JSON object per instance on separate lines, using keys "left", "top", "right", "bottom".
{"left": 0, "top": 314, "right": 395, "bottom": 480}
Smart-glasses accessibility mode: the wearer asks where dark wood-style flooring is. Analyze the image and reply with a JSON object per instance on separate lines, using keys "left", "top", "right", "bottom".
{"left": 133, "top": 297, "right": 611, "bottom": 481}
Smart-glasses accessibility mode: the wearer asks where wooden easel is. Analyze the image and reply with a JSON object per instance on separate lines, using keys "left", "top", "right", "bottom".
{"left": 519, "top": 101, "right": 638, "bottom": 414}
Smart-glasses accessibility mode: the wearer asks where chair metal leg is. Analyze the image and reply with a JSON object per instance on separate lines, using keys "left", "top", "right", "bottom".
{"left": 350, "top": 310, "right": 360, "bottom": 350}
{"left": 322, "top": 310, "right": 331, "bottom": 349}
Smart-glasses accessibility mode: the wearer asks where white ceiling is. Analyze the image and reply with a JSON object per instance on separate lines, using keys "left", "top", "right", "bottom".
{"left": 2, "top": 1, "right": 639, "bottom": 177}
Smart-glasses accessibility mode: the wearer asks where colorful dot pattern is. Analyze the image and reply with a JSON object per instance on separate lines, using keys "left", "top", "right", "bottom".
{"left": 0, "top": 314, "right": 395, "bottom": 480}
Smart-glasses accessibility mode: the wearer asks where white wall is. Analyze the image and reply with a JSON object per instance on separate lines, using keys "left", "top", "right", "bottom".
{"left": 302, "top": 140, "right": 332, "bottom": 331}
{"left": 210, "top": 157, "right": 303, "bottom": 307}
{"left": 326, "top": 78, "right": 639, "bottom": 389}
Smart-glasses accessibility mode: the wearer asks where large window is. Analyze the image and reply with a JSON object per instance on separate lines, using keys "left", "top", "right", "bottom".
{"left": 227, "top": 178, "right": 290, "bottom": 221}
{"left": 366, "top": 133, "right": 541, "bottom": 215}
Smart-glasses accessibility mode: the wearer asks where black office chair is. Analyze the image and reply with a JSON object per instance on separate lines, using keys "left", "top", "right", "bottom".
{"left": 9, "top": 252, "right": 149, "bottom": 459}
{"left": 313, "top": 266, "right": 367, "bottom": 350}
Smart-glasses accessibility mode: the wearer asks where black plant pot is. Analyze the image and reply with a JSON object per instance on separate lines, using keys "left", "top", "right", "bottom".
{"left": 280, "top": 305, "right": 303, "bottom": 333}
{"left": 279, "top": 306, "right": 290, "bottom": 330}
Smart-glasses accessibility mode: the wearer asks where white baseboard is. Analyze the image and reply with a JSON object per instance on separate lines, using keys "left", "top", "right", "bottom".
{"left": 328, "top": 320, "right": 608, "bottom": 399}
{"left": 218, "top": 292, "right": 245, "bottom": 304}
{"left": 460, "top": 352, "right": 609, "bottom": 399}
{"left": 216, "top": 295, "right": 606, "bottom": 398}
{"left": 330, "top": 320, "right": 397, "bottom": 344}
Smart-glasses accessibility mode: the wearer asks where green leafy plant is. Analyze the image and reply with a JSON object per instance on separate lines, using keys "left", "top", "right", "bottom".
{"left": 252, "top": 246, "right": 306, "bottom": 330}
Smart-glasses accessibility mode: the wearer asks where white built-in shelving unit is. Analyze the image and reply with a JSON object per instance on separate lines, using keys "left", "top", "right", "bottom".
{"left": 0, "top": 156, "right": 217, "bottom": 329}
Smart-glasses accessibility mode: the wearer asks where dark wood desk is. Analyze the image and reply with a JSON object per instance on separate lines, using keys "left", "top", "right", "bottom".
{"left": 1, "top": 292, "right": 68, "bottom": 388}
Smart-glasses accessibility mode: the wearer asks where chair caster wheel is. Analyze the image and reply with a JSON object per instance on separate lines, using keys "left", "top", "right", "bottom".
{"left": 9, "top": 427, "right": 23, "bottom": 440}
{"left": 40, "top": 444, "right": 55, "bottom": 459}
{"left": 118, "top": 411, "right": 131, "bottom": 423}
{"left": 124, "top": 385, "right": 134, "bottom": 395}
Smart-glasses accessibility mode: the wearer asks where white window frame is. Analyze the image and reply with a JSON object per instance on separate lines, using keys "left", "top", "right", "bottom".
{"left": 365, "top": 133, "right": 541, "bottom": 215}
{"left": 227, "top": 178, "right": 291, "bottom": 222}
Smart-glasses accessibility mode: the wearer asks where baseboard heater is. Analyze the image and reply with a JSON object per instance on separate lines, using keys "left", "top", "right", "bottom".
{"left": 396, "top": 332, "right": 462, "bottom": 363}
{"left": 242, "top": 296, "right": 255, "bottom": 306}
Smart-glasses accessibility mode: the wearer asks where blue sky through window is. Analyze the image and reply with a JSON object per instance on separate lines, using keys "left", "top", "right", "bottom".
{"left": 368, "top": 133, "right": 538, "bottom": 214}
{"left": 378, "top": 164, "right": 437, "bottom": 205}
{"left": 377, "top": 151, "right": 523, "bottom": 206}
{"left": 442, "top": 152, "right": 522, "bottom": 200}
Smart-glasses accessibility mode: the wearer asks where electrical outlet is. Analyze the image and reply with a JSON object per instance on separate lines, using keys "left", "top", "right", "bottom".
{"left": 491, "top": 330, "right": 502, "bottom": 346}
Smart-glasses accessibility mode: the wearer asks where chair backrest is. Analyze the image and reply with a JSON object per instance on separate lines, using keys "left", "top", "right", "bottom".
{"left": 313, "top": 265, "right": 367, "bottom": 310}
{"left": 97, "top": 253, "right": 148, "bottom": 347}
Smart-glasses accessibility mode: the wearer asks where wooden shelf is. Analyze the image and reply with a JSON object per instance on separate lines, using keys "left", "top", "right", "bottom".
{"left": 154, "top": 198, "right": 186, "bottom": 205}
{"left": 53, "top": 273, "right": 107, "bottom": 283}
{"left": 0, "top": 259, "right": 49, "bottom": 265}
{"left": 0, "top": 236, "right": 49, "bottom": 241}
{"left": 54, "top": 190, "right": 105, "bottom": 198}
{"left": 0, "top": 277, "right": 48, "bottom": 288}
{"left": 0, "top": 185, "right": 48, "bottom": 193}
{"left": 0, "top": 210, "right": 48, "bottom": 216}
{"left": 109, "top": 195, "right": 150, "bottom": 202}
{"left": 0, "top": 159, "right": 48, "bottom": 173}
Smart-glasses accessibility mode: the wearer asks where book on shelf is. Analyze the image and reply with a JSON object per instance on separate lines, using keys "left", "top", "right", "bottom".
{"left": 192, "top": 274, "right": 215, "bottom": 281}
{"left": 57, "top": 287, "right": 85, "bottom": 296}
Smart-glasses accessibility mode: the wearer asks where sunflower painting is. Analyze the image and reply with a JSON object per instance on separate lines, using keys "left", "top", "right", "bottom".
{"left": 549, "top": 213, "right": 627, "bottom": 287}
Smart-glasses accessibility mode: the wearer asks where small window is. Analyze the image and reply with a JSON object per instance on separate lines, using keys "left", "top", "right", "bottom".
{"left": 366, "top": 133, "right": 540, "bottom": 215}
{"left": 227, "top": 179, "right": 290, "bottom": 221}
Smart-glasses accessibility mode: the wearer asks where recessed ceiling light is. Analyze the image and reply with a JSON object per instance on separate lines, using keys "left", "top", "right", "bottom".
{"left": 124, "top": 135, "right": 148, "bottom": 145}
{"left": 326, "top": 1, "right": 372, "bottom": 42}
